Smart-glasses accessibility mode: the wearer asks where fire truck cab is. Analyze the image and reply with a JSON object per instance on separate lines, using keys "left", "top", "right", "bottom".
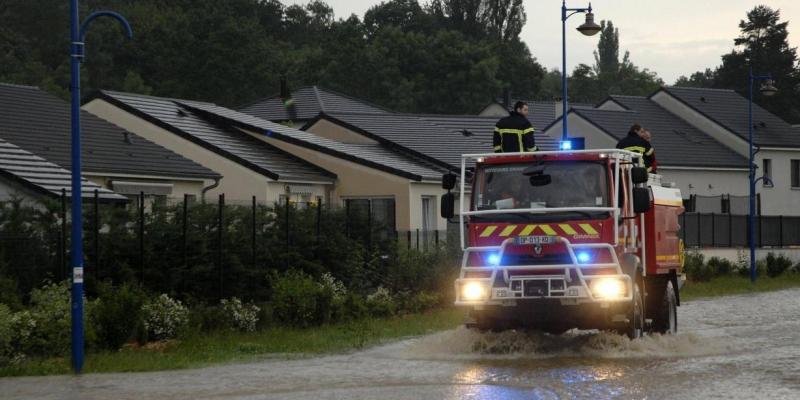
{"left": 440, "top": 149, "right": 684, "bottom": 338}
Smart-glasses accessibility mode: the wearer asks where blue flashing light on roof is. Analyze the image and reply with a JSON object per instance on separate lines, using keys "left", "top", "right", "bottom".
{"left": 560, "top": 138, "right": 585, "bottom": 151}
{"left": 265, "top": 130, "right": 273, "bottom": 136}
{"left": 576, "top": 251, "right": 591, "bottom": 264}
{"left": 560, "top": 140, "right": 572, "bottom": 150}
{"left": 486, "top": 253, "right": 501, "bottom": 266}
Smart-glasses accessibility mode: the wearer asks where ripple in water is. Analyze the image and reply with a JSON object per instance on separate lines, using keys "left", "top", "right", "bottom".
{"left": 392, "top": 327, "right": 731, "bottom": 361}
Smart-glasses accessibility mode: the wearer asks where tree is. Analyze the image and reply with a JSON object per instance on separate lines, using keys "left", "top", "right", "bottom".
{"left": 713, "top": 5, "right": 800, "bottom": 123}
{"left": 593, "top": 20, "right": 619, "bottom": 79}
{"left": 674, "top": 69, "right": 715, "bottom": 88}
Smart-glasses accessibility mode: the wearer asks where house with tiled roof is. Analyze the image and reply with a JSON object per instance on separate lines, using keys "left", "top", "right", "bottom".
{"left": 479, "top": 99, "right": 595, "bottom": 133}
{"left": 86, "top": 91, "right": 450, "bottom": 235}
{"left": 302, "top": 112, "right": 558, "bottom": 171}
{"left": 239, "top": 86, "right": 391, "bottom": 128}
{"left": 0, "top": 137, "right": 126, "bottom": 203}
{"left": 84, "top": 91, "right": 337, "bottom": 205}
{"left": 543, "top": 86, "right": 800, "bottom": 215}
{"left": 649, "top": 86, "right": 800, "bottom": 215}
{"left": 0, "top": 83, "right": 219, "bottom": 204}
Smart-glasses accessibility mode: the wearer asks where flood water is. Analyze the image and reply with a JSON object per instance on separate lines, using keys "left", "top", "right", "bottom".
{"left": 2, "top": 288, "right": 800, "bottom": 399}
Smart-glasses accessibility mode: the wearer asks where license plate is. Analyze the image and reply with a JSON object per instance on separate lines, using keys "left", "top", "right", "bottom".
{"left": 515, "top": 235, "right": 557, "bottom": 245}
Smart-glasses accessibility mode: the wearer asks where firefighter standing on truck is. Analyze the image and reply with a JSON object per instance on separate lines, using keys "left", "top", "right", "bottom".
{"left": 494, "top": 101, "right": 537, "bottom": 153}
{"left": 616, "top": 123, "right": 656, "bottom": 172}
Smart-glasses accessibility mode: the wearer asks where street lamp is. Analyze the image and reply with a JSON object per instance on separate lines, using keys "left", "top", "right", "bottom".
{"left": 748, "top": 66, "right": 777, "bottom": 284}
{"left": 69, "top": 0, "right": 132, "bottom": 373}
{"left": 561, "top": 0, "right": 601, "bottom": 144}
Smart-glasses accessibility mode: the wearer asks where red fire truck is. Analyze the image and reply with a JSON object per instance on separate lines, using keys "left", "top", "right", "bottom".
{"left": 440, "top": 149, "right": 684, "bottom": 338}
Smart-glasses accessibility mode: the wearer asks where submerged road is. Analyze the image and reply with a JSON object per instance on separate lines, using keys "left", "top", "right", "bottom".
{"left": 3, "top": 288, "right": 800, "bottom": 400}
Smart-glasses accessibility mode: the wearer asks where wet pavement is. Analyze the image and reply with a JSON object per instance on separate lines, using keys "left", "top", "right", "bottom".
{"left": 2, "top": 288, "right": 800, "bottom": 399}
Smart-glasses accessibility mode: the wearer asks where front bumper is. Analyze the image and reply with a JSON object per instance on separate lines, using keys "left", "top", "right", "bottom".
{"left": 454, "top": 237, "right": 633, "bottom": 306}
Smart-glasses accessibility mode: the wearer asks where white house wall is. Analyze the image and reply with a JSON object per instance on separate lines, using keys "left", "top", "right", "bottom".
{"left": 542, "top": 114, "right": 618, "bottom": 150}
{"left": 754, "top": 149, "right": 800, "bottom": 215}
{"left": 305, "top": 119, "right": 379, "bottom": 144}
{"left": 0, "top": 179, "right": 41, "bottom": 204}
{"left": 659, "top": 168, "right": 747, "bottom": 198}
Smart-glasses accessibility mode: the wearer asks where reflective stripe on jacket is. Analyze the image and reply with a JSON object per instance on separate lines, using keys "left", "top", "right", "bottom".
{"left": 493, "top": 112, "right": 537, "bottom": 153}
{"left": 615, "top": 132, "right": 656, "bottom": 172}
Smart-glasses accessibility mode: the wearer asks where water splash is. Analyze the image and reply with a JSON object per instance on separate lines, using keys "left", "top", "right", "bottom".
{"left": 390, "top": 327, "right": 730, "bottom": 361}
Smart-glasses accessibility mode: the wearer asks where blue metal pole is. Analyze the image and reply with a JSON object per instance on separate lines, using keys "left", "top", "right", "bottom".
{"left": 748, "top": 66, "right": 756, "bottom": 283}
{"left": 561, "top": 0, "right": 568, "bottom": 142}
{"left": 69, "top": 0, "right": 85, "bottom": 374}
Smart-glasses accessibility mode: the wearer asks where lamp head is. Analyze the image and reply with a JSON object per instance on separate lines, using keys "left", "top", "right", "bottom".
{"left": 760, "top": 80, "right": 778, "bottom": 97}
{"left": 577, "top": 12, "right": 601, "bottom": 36}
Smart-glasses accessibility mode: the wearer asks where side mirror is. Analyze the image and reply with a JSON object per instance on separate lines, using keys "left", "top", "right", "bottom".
{"left": 633, "top": 187, "right": 651, "bottom": 213}
{"left": 631, "top": 167, "right": 649, "bottom": 184}
{"left": 441, "top": 192, "right": 455, "bottom": 219}
{"left": 442, "top": 173, "right": 457, "bottom": 191}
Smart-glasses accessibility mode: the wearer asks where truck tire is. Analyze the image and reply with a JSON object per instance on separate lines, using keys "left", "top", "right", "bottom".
{"left": 651, "top": 281, "right": 677, "bottom": 334}
{"left": 619, "top": 282, "right": 644, "bottom": 339}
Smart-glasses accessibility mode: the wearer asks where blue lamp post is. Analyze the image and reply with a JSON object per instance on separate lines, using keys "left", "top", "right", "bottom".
{"left": 561, "top": 0, "right": 601, "bottom": 143}
{"left": 69, "top": 0, "right": 132, "bottom": 373}
{"left": 747, "top": 66, "right": 777, "bottom": 283}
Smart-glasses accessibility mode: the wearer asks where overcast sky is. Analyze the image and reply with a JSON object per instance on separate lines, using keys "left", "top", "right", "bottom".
{"left": 286, "top": 0, "right": 800, "bottom": 84}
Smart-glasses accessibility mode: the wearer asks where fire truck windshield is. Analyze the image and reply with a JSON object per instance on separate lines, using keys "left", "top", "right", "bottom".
{"left": 474, "top": 161, "right": 609, "bottom": 212}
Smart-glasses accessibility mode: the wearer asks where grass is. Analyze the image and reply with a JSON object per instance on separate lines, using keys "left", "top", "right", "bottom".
{"left": 0, "top": 307, "right": 465, "bottom": 377}
{"left": 681, "top": 273, "right": 800, "bottom": 301}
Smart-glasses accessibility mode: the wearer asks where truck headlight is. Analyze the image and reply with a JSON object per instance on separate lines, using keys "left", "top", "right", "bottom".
{"left": 461, "top": 282, "right": 487, "bottom": 301}
{"left": 591, "top": 278, "right": 625, "bottom": 299}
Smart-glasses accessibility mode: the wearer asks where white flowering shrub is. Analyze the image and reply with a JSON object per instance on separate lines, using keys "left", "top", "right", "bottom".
{"left": 220, "top": 297, "right": 260, "bottom": 332}
{"left": 320, "top": 272, "right": 347, "bottom": 302}
{"left": 142, "top": 294, "right": 189, "bottom": 340}
{"left": 366, "top": 286, "right": 396, "bottom": 317}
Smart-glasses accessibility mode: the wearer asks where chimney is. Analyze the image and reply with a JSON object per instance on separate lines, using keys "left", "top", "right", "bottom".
{"left": 280, "top": 76, "right": 290, "bottom": 99}
{"left": 503, "top": 88, "right": 511, "bottom": 110}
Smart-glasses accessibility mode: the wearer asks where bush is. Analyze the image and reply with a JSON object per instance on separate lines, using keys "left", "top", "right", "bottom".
{"left": 706, "top": 257, "right": 734, "bottom": 276}
{"left": 270, "top": 270, "right": 333, "bottom": 327}
{"left": 400, "top": 291, "right": 441, "bottom": 314}
{"left": 0, "top": 276, "right": 22, "bottom": 311}
{"left": 90, "top": 282, "right": 147, "bottom": 350}
{"left": 683, "top": 252, "right": 713, "bottom": 282}
{"left": 366, "top": 286, "right": 396, "bottom": 317}
{"left": 738, "top": 259, "right": 767, "bottom": 277}
{"left": 0, "top": 304, "right": 14, "bottom": 365}
{"left": 220, "top": 297, "right": 260, "bottom": 332}
{"left": 22, "top": 281, "right": 81, "bottom": 356}
{"left": 141, "top": 294, "right": 189, "bottom": 341}
{"left": 766, "top": 252, "right": 793, "bottom": 278}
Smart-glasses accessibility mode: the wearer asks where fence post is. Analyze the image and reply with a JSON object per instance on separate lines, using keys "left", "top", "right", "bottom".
{"left": 367, "top": 200, "right": 372, "bottom": 252}
{"left": 182, "top": 194, "right": 188, "bottom": 271}
{"left": 139, "top": 191, "right": 145, "bottom": 285}
{"left": 728, "top": 212, "right": 732, "bottom": 247}
{"left": 435, "top": 230, "right": 440, "bottom": 248}
{"left": 344, "top": 200, "right": 350, "bottom": 238}
{"left": 416, "top": 228, "right": 420, "bottom": 250}
{"left": 779, "top": 215, "right": 784, "bottom": 248}
{"left": 316, "top": 196, "right": 322, "bottom": 248}
{"left": 407, "top": 231, "right": 411, "bottom": 250}
{"left": 696, "top": 212, "right": 701, "bottom": 247}
{"left": 218, "top": 193, "right": 224, "bottom": 300}
{"left": 711, "top": 212, "right": 715, "bottom": 247}
{"left": 252, "top": 195, "right": 257, "bottom": 269}
{"left": 285, "top": 196, "right": 290, "bottom": 270}
{"left": 93, "top": 189, "right": 99, "bottom": 283}
{"left": 61, "top": 188, "right": 67, "bottom": 280}
{"left": 758, "top": 213, "right": 763, "bottom": 248}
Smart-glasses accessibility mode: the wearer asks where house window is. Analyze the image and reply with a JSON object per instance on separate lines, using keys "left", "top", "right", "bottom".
{"left": 792, "top": 160, "right": 800, "bottom": 188}
{"left": 421, "top": 196, "right": 436, "bottom": 232}
{"left": 343, "top": 197, "right": 396, "bottom": 231}
{"left": 763, "top": 159, "right": 773, "bottom": 187}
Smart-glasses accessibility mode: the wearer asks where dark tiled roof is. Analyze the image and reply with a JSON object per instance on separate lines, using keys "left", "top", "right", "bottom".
{"left": 97, "top": 91, "right": 336, "bottom": 184}
{"left": 0, "top": 83, "right": 218, "bottom": 180}
{"left": 314, "top": 112, "right": 559, "bottom": 169}
{"left": 178, "top": 103, "right": 446, "bottom": 181}
{"left": 660, "top": 86, "right": 800, "bottom": 147}
{"left": 568, "top": 95, "right": 747, "bottom": 168}
{"left": 239, "top": 86, "right": 390, "bottom": 122}
{"left": 0, "top": 137, "right": 126, "bottom": 202}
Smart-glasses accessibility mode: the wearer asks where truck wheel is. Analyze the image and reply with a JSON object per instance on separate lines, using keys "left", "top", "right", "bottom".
{"left": 622, "top": 282, "right": 644, "bottom": 339}
{"left": 651, "top": 281, "right": 677, "bottom": 334}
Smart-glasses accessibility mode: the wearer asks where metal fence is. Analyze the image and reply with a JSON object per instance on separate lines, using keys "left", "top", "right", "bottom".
{"left": 0, "top": 191, "right": 451, "bottom": 300}
{"left": 680, "top": 212, "right": 800, "bottom": 248}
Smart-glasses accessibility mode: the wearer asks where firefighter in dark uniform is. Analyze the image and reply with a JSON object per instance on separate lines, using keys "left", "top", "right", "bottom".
{"left": 616, "top": 124, "right": 656, "bottom": 172}
{"left": 493, "top": 101, "right": 537, "bottom": 153}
